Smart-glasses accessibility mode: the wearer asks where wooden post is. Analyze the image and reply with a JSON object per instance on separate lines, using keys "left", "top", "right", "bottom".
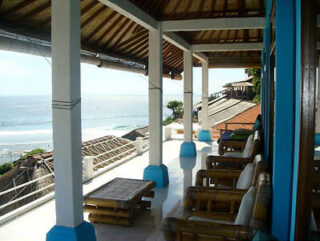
{"left": 291, "top": 0, "right": 316, "bottom": 239}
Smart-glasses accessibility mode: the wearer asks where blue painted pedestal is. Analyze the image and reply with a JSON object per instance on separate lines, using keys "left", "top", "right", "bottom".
{"left": 46, "top": 221, "right": 96, "bottom": 241}
{"left": 180, "top": 142, "right": 197, "bottom": 157}
{"left": 198, "top": 130, "right": 211, "bottom": 142}
{"left": 143, "top": 164, "right": 169, "bottom": 188}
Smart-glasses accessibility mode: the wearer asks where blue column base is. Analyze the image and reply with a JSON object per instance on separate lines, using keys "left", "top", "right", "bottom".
{"left": 180, "top": 142, "right": 197, "bottom": 157}
{"left": 197, "top": 130, "right": 211, "bottom": 142}
{"left": 46, "top": 221, "right": 96, "bottom": 241}
{"left": 143, "top": 164, "right": 169, "bottom": 188}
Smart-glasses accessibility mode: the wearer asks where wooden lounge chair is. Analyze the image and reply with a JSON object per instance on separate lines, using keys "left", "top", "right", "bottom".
{"left": 208, "top": 131, "right": 261, "bottom": 170}
{"left": 196, "top": 154, "right": 265, "bottom": 190}
{"left": 218, "top": 130, "right": 261, "bottom": 157}
{"left": 162, "top": 172, "right": 271, "bottom": 241}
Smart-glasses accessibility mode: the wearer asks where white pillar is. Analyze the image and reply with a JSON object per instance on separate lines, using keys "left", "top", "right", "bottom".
{"left": 51, "top": 0, "right": 83, "bottom": 228}
{"left": 183, "top": 50, "right": 193, "bottom": 142}
{"left": 148, "top": 27, "right": 163, "bottom": 166}
{"left": 201, "top": 61, "right": 209, "bottom": 130}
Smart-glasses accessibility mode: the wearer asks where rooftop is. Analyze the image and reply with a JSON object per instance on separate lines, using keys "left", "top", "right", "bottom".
{"left": 0, "top": 139, "right": 215, "bottom": 241}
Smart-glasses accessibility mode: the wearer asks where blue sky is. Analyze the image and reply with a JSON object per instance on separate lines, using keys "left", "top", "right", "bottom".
{"left": 0, "top": 50, "right": 248, "bottom": 96}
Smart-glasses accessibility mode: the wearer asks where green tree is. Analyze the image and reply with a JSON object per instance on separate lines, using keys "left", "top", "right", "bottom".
{"left": 0, "top": 162, "right": 13, "bottom": 176}
{"left": 246, "top": 68, "right": 261, "bottom": 103}
{"left": 166, "top": 100, "right": 183, "bottom": 119}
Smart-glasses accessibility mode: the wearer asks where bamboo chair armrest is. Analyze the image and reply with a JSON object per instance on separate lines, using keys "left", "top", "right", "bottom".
{"left": 195, "top": 169, "right": 242, "bottom": 186}
{"left": 163, "top": 217, "right": 254, "bottom": 241}
{"left": 220, "top": 141, "right": 247, "bottom": 148}
{"left": 183, "top": 186, "right": 244, "bottom": 210}
{"left": 206, "top": 156, "right": 252, "bottom": 169}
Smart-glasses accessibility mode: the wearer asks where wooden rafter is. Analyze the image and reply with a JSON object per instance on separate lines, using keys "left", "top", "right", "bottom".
{"left": 111, "top": 21, "right": 136, "bottom": 49}
{"left": 82, "top": 0, "right": 98, "bottom": 16}
{"left": 116, "top": 30, "right": 148, "bottom": 50}
{"left": 210, "top": 0, "right": 216, "bottom": 17}
{"left": 0, "top": 0, "right": 36, "bottom": 16}
{"left": 223, "top": 0, "right": 228, "bottom": 16}
{"left": 126, "top": 38, "right": 148, "bottom": 55}
{"left": 183, "top": 0, "right": 192, "bottom": 17}
{"left": 170, "top": 0, "right": 182, "bottom": 16}
{"left": 150, "top": 0, "right": 166, "bottom": 17}
{"left": 16, "top": 1, "right": 50, "bottom": 22}
{"left": 94, "top": 14, "right": 124, "bottom": 45}
{"left": 197, "top": 0, "right": 205, "bottom": 16}
{"left": 103, "top": 18, "right": 130, "bottom": 47}
{"left": 155, "top": 0, "right": 171, "bottom": 19}
{"left": 81, "top": 5, "right": 106, "bottom": 29}
{"left": 85, "top": 11, "right": 118, "bottom": 42}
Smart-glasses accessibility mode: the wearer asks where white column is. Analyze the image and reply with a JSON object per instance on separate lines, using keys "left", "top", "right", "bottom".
{"left": 201, "top": 61, "right": 209, "bottom": 130}
{"left": 183, "top": 50, "right": 193, "bottom": 142}
{"left": 148, "top": 26, "right": 163, "bottom": 166}
{"left": 52, "top": 0, "right": 83, "bottom": 228}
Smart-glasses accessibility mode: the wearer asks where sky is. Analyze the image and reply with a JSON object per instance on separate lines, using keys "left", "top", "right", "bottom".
{"left": 0, "top": 50, "right": 248, "bottom": 97}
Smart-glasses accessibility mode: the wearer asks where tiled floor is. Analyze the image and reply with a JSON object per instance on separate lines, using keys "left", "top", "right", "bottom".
{"left": 0, "top": 139, "right": 217, "bottom": 241}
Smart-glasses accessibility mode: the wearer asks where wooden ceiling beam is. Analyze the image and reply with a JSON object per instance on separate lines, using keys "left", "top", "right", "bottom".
{"left": 223, "top": 0, "right": 228, "bottom": 16}
{"left": 210, "top": 0, "right": 216, "bottom": 17}
{"left": 85, "top": 11, "right": 118, "bottom": 42}
{"left": 81, "top": 5, "right": 106, "bottom": 29}
{"left": 98, "top": 0, "right": 157, "bottom": 30}
{"left": 16, "top": 1, "right": 50, "bottom": 22}
{"left": 102, "top": 18, "right": 130, "bottom": 47}
{"left": 161, "top": 9, "right": 265, "bottom": 20}
{"left": 82, "top": 0, "right": 98, "bottom": 16}
{"left": 161, "top": 17, "right": 266, "bottom": 31}
{"left": 125, "top": 38, "right": 148, "bottom": 56}
{"left": 155, "top": 0, "right": 171, "bottom": 19}
{"left": 116, "top": 30, "right": 148, "bottom": 50}
{"left": 192, "top": 42, "right": 262, "bottom": 52}
{"left": 198, "top": 0, "right": 205, "bottom": 16}
{"left": 94, "top": 14, "right": 123, "bottom": 45}
{"left": 0, "top": 0, "right": 36, "bottom": 16}
{"left": 98, "top": 0, "right": 205, "bottom": 62}
{"left": 112, "top": 21, "right": 136, "bottom": 49}
{"left": 207, "top": 55, "right": 261, "bottom": 68}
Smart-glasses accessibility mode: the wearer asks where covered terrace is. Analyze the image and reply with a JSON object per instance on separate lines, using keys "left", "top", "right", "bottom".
{"left": 0, "top": 0, "right": 318, "bottom": 240}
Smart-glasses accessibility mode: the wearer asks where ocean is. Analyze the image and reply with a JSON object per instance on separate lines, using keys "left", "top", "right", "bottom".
{"left": 0, "top": 95, "right": 201, "bottom": 164}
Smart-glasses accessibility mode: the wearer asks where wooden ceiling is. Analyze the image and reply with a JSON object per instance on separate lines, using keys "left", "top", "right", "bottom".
{"left": 0, "top": 0, "right": 267, "bottom": 72}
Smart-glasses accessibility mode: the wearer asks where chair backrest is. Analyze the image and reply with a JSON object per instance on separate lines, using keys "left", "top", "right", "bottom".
{"left": 236, "top": 163, "right": 254, "bottom": 189}
{"left": 242, "top": 134, "right": 254, "bottom": 158}
{"left": 251, "top": 154, "right": 266, "bottom": 187}
{"left": 250, "top": 172, "right": 271, "bottom": 230}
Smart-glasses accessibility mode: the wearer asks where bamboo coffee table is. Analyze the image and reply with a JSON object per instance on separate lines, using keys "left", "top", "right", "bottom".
{"left": 84, "top": 178, "right": 155, "bottom": 226}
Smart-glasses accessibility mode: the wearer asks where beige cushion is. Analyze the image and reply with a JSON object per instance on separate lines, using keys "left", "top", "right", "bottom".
{"left": 223, "top": 152, "right": 243, "bottom": 158}
{"left": 242, "top": 134, "right": 254, "bottom": 158}
{"left": 188, "top": 216, "right": 234, "bottom": 225}
{"left": 234, "top": 186, "right": 256, "bottom": 226}
{"left": 236, "top": 163, "right": 254, "bottom": 189}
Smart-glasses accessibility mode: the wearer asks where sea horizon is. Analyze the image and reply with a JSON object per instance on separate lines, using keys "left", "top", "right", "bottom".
{"left": 0, "top": 94, "right": 201, "bottom": 164}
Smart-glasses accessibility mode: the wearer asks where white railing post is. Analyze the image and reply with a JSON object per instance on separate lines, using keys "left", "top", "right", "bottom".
{"left": 83, "top": 156, "right": 94, "bottom": 182}
{"left": 136, "top": 137, "right": 144, "bottom": 154}
{"left": 165, "top": 127, "right": 172, "bottom": 140}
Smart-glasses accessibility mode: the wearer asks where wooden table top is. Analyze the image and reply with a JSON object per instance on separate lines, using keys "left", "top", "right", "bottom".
{"left": 84, "top": 178, "right": 155, "bottom": 208}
